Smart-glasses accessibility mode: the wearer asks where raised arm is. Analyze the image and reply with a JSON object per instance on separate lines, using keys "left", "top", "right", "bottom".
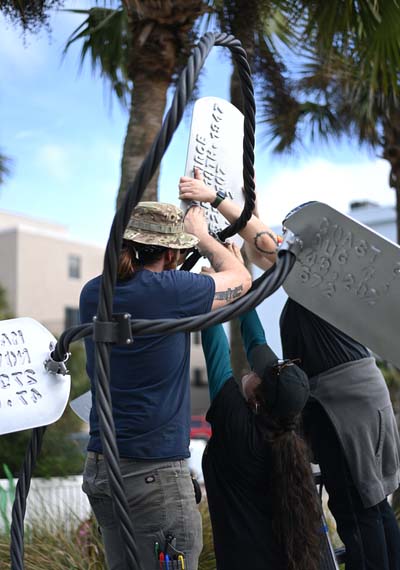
{"left": 201, "top": 324, "right": 233, "bottom": 401}
{"left": 179, "top": 168, "right": 280, "bottom": 271}
{"left": 184, "top": 206, "right": 251, "bottom": 310}
{"left": 238, "top": 309, "right": 267, "bottom": 367}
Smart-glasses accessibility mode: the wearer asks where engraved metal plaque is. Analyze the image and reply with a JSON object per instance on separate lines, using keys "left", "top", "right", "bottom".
{"left": 283, "top": 202, "right": 400, "bottom": 367}
{"left": 70, "top": 390, "right": 91, "bottom": 423}
{"left": 0, "top": 318, "right": 71, "bottom": 435}
{"left": 181, "top": 96, "right": 245, "bottom": 248}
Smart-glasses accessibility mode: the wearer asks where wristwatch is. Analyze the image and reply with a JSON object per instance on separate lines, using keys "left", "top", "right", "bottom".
{"left": 211, "top": 190, "right": 227, "bottom": 209}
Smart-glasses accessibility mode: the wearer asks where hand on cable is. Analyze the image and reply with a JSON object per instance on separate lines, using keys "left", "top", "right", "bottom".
{"left": 179, "top": 167, "right": 216, "bottom": 203}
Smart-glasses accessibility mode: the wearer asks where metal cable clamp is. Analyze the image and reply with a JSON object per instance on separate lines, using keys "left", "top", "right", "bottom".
{"left": 93, "top": 313, "right": 133, "bottom": 345}
{"left": 44, "top": 352, "right": 70, "bottom": 375}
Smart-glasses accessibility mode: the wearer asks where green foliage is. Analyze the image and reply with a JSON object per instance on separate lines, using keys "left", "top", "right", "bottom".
{"left": 378, "top": 361, "right": 400, "bottom": 415}
{"left": 63, "top": 7, "right": 130, "bottom": 103}
{"left": 199, "top": 500, "right": 216, "bottom": 570}
{"left": 0, "top": 499, "right": 214, "bottom": 569}
{"left": 259, "top": 1, "right": 400, "bottom": 153}
{"left": 0, "top": 284, "right": 13, "bottom": 320}
{"left": 0, "top": 153, "right": 12, "bottom": 186}
{"left": 0, "top": 342, "right": 90, "bottom": 478}
{"left": 0, "top": 0, "right": 63, "bottom": 32}
{"left": 0, "top": 464, "right": 15, "bottom": 534}
{"left": 0, "top": 513, "right": 106, "bottom": 569}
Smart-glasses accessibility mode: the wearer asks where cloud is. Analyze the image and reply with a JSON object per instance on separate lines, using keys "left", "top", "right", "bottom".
{"left": 0, "top": 16, "right": 44, "bottom": 73}
{"left": 257, "top": 158, "right": 394, "bottom": 228}
{"left": 15, "top": 130, "right": 38, "bottom": 140}
{"left": 36, "top": 144, "right": 70, "bottom": 181}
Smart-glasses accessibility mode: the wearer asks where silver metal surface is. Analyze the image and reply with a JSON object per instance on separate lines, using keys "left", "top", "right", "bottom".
{"left": 70, "top": 390, "right": 91, "bottom": 423}
{"left": 0, "top": 317, "right": 71, "bottom": 435}
{"left": 282, "top": 202, "right": 400, "bottom": 367}
{"left": 181, "top": 96, "right": 245, "bottom": 248}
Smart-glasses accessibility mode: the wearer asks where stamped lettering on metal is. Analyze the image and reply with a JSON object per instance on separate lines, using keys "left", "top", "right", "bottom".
{"left": 181, "top": 96, "right": 245, "bottom": 247}
{"left": 283, "top": 202, "right": 400, "bottom": 368}
{"left": 0, "top": 318, "right": 71, "bottom": 435}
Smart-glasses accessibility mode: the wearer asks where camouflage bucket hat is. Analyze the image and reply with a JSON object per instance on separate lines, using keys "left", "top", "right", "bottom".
{"left": 123, "top": 202, "right": 199, "bottom": 249}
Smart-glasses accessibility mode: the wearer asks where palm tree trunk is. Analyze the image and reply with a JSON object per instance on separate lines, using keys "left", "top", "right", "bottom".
{"left": 382, "top": 115, "right": 400, "bottom": 244}
{"left": 382, "top": 116, "right": 400, "bottom": 517}
{"left": 117, "top": 73, "right": 169, "bottom": 208}
{"left": 396, "top": 186, "right": 400, "bottom": 244}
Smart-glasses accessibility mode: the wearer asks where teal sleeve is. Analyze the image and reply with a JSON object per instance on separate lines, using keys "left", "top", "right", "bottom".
{"left": 238, "top": 309, "right": 267, "bottom": 368}
{"left": 201, "top": 324, "right": 233, "bottom": 401}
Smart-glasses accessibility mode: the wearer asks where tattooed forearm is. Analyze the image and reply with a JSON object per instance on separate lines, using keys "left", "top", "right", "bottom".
{"left": 215, "top": 285, "right": 243, "bottom": 302}
{"left": 253, "top": 231, "right": 278, "bottom": 255}
{"left": 199, "top": 248, "right": 223, "bottom": 271}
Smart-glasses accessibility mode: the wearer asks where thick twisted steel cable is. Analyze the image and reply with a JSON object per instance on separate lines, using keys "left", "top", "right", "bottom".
{"left": 10, "top": 426, "right": 46, "bottom": 570}
{"left": 10, "top": 32, "right": 258, "bottom": 570}
{"left": 53, "top": 252, "right": 294, "bottom": 350}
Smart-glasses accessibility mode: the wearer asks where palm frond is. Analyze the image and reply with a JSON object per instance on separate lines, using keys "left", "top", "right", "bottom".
{"left": 0, "top": 0, "right": 62, "bottom": 31}
{"left": 0, "top": 154, "right": 12, "bottom": 186}
{"left": 63, "top": 7, "right": 130, "bottom": 103}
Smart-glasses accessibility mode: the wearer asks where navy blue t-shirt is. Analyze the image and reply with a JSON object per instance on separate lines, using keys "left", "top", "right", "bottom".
{"left": 79, "top": 269, "right": 215, "bottom": 460}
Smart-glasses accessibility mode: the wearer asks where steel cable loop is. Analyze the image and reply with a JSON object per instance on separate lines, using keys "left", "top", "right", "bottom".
{"left": 214, "top": 35, "right": 256, "bottom": 242}
{"left": 87, "top": 32, "right": 256, "bottom": 570}
{"left": 10, "top": 32, "right": 261, "bottom": 570}
{"left": 10, "top": 426, "right": 46, "bottom": 570}
{"left": 52, "top": 251, "right": 294, "bottom": 347}
{"left": 128, "top": 252, "right": 294, "bottom": 335}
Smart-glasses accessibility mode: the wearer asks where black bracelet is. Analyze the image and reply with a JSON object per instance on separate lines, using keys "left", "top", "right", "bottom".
{"left": 211, "top": 190, "right": 226, "bottom": 208}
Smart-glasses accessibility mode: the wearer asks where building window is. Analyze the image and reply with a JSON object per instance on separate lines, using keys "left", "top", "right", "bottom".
{"left": 65, "top": 307, "right": 80, "bottom": 329}
{"left": 68, "top": 255, "right": 81, "bottom": 279}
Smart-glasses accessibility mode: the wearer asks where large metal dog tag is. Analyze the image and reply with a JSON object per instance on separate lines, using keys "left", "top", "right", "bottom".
{"left": 70, "top": 390, "right": 91, "bottom": 423}
{"left": 0, "top": 318, "right": 71, "bottom": 435}
{"left": 283, "top": 202, "right": 400, "bottom": 367}
{"left": 181, "top": 96, "right": 245, "bottom": 247}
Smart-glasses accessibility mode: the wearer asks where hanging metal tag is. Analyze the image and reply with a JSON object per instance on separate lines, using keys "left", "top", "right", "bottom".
{"left": 282, "top": 202, "right": 400, "bottom": 368}
{"left": 0, "top": 318, "right": 71, "bottom": 435}
{"left": 70, "top": 390, "right": 91, "bottom": 423}
{"left": 181, "top": 96, "right": 245, "bottom": 249}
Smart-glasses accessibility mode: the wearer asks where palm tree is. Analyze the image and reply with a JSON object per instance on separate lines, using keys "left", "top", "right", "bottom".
{"left": 211, "top": 1, "right": 400, "bottom": 377}
{"left": 0, "top": 0, "right": 63, "bottom": 30}
{"left": 64, "top": 1, "right": 210, "bottom": 206}
{"left": 261, "top": 1, "right": 400, "bottom": 518}
{"left": 0, "top": 153, "right": 11, "bottom": 186}
{"left": 260, "top": 2, "right": 400, "bottom": 241}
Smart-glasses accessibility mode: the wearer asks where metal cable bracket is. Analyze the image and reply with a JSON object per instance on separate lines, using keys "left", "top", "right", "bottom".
{"left": 43, "top": 352, "right": 70, "bottom": 376}
{"left": 93, "top": 313, "right": 133, "bottom": 345}
{"left": 278, "top": 229, "right": 303, "bottom": 259}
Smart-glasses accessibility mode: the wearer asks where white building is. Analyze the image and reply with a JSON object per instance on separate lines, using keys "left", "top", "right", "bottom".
{"left": 0, "top": 210, "right": 104, "bottom": 335}
{"left": 0, "top": 209, "right": 209, "bottom": 411}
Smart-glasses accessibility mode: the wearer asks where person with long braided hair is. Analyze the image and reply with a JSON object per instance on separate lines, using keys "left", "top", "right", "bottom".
{"left": 179, "top": 173, "right": 400, "bottom": 570}
{"left": 200, "top": 252, "right": 322, "bottom": 570}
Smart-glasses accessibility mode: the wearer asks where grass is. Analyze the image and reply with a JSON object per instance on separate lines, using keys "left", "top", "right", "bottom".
{"left": 0, "top": 506, "right": 215, "bottom": 570}
{"left": 0, "top": 498, "right": 374, "bottom": 570}
{"left": 0, "top": 515, "right": 106, "bottom": 569}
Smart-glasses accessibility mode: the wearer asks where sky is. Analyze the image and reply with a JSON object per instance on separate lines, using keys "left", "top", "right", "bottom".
{"left": 0, "top": 4, "right": 396, "bottom": 248}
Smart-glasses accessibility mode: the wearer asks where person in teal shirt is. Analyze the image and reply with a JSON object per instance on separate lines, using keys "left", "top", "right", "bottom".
{"left": 201, "top": 307, "right": 322, "bottom": 570}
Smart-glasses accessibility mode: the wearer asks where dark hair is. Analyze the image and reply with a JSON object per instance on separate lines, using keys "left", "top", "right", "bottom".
{"left": 255, "top": 384, "right": 322, "bottom": 570}
{"left": 117, "top": 240, "right": 169, "bottom": 280}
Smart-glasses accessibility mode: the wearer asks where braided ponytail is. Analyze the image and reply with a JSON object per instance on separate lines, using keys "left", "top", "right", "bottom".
{"left": 255, "top": 383, "right": 322, "bottom": 570}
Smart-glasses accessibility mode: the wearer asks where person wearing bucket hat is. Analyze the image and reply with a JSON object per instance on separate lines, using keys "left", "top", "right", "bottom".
{"left": 185, "top": 172, "right": 400, "bottom": 570}
{"left": 79, "top": 202, "right": 251, "bottom": 570}
{"left": 200, "top": 291, "right": 321, "bottom": 570}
